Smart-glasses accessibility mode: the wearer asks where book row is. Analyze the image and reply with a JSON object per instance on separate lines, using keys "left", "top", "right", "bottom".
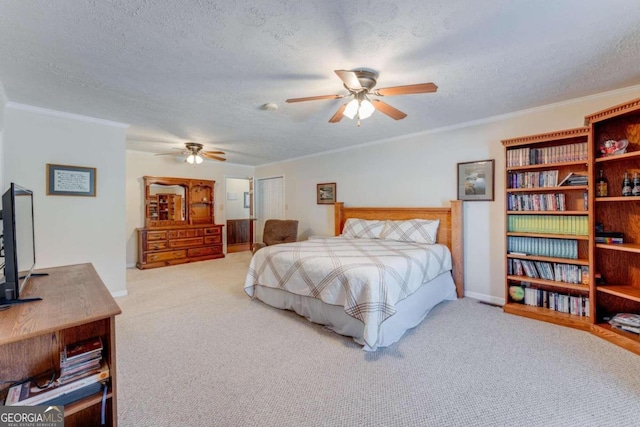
{"left": 507, "top": 193, "right": 569, "bottom": 212}
{"left": 508, "top": 258, "right": 588, "bottom": 284}
{"left": 508, "top": 236, "right": 578, "bottom": 259}
{"left": 507, "top": 170, "right": 559, "bottom": 188}
{"left": 506, "top": 142, "right": 588, "bottom": 167}
{"left": 514, "top": 285, "right": 590, "bottom": 317}
{"left": 507, "top": 215, "right": 588, "bottom": 235}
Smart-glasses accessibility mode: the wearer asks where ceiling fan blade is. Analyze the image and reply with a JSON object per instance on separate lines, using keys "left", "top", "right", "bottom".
{"left": 286, "top": 94, "right": 344, "bottom": 103}
{"left": 200, "top": 152, "right": 226, "bottom": 161}
{"left": 202, "top": 150, "right": 225, "bottom": 155}
{"left": 334, "top": 70, "right": 362, "bottom": 90}
{"left": 374, "top": 83, "right": 438, "bottom": 96}
{"left": 154, "top": 151, "right": 186, "bottom": 156}
{"left": 371, "top": 99, "right": 407, "bottom": 120}
{"left": 328, "top": 103, "right": 347, "bottom": 123}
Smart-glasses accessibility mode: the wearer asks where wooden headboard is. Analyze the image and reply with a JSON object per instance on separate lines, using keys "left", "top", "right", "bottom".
{"left": 334, "top": 201, "right": 464, "bottom": 298}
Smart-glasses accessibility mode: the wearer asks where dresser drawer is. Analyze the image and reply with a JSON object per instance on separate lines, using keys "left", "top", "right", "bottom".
{"left": 204, "top": 235, "right": 222, "bottom": 244}
{"left": 147, "top": 231, "right": 167, "bottom": 241}
{"left": 146, "top": 250, "right": 186, "bottom": 263}
{"left": 187, "top": 245, "right": 223, "bottom": 257}
{"left": 147, "top": 241, "right": 168, "bottom": 251}
{"left": 168, "top": 229, "right": 202, "bottom": 239}
{"left": 169, "top": 237, "right": 204, "bottom": 248}
{"left": 203, "top": 227, "right": 221, "bottom": 235}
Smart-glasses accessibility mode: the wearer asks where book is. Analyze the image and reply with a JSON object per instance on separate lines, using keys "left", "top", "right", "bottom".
{"left": 558, "top": 172, "right": 588, "bottom": 186}
{"left": 5, "top": 361, "right": 109, "bottom": 406}
{"left": 595, "top": 237, "right": 623, "bottom": 244}
{"left": 60, "top": 355, "right": 102, "bottom": 377}
{"left": 595, "top": 231, "right": 624, "bottom": 238}
{"left": 48, "top": 381, "right": 106, "bottom": 407}
{"left": 63, "top": 337, "right": 103, "bottom": 362}
{"left": 612, "top": 324, "right": 640, "bottom": 334}
{"left": 610, "top": 313, "right": 640, "bottom": 328}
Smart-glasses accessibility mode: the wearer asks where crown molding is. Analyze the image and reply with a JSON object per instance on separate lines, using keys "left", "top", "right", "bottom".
{"left": 6, "top": 102, "right": 129, "bottom": 128}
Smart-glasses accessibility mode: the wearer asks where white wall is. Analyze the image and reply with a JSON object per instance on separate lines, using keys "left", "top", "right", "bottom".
{"left": 225, "top": 178, "right": 250, "bottom": 219}
{"left": 2, "top": 104, "right": 128, "bottom": 295}
{"left": 125, "top": 151, "right": 254, "bottom": 266}
{"left": 256, "top": 85, "right": 640, "bottom": 304}
{"left": 0, "top": 82, "right": 6, "bottom": 193}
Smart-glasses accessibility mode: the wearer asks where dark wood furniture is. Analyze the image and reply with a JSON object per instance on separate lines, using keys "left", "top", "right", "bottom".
{"left": 501, "top": 96, "right": 640, "bottom": 356}
{"left": 137, "top": 176, "right": 224, "bottom": 269}
{"left": 0, "top": 263, "right": 121, "bottom": 426}
{"left": 226, "top": 219, "right": 252, "bottom": 253}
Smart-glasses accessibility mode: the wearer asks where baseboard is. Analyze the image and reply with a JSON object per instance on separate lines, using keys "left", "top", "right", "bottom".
{"left": 111, "top": 290, "right": 128, "bottom": 298}
{"left": 464, "top": 291, "right": 505, "bottom": 306}
{"left": 126, "top": 263, "right": 136, "bottom": 269}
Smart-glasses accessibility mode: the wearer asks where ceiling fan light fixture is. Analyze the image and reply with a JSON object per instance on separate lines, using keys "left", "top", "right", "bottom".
{"left": 343, "top": 99, "right": 359, "bottom": 120}
{"left": 358, "top": 99, "right": 375, "bottom": 119}
{"left": 186, "top": 154, "right": 203, "bottom": 164}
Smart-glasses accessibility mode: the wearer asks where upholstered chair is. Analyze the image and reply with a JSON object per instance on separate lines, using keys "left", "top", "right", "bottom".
{"left": 251, "top": 219, "right": 299, "bottom": 254}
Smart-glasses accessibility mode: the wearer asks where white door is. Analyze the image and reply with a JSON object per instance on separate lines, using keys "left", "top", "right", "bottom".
{"left": 255, "top": 176, "right": 284, "bottom": 243}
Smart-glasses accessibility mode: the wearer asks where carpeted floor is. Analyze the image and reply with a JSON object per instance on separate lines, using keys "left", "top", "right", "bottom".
{"left": 116, "top": 252, "right": 640, "bottom": 426}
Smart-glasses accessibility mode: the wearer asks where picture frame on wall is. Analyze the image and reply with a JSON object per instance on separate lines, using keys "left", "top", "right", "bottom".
{"left": 457, "top": 159, "right": 494, "bottom": 201}
{"left": 317, "top": 182, "right": 336, "bottom": 204}
{"left": 243, "top": 192, "right": 250, "bottom": 208}
{"left": 46, "top": 163, "right": 97, "bottom": 197}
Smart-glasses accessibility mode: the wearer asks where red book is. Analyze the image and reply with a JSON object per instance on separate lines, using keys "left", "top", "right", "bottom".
{"left": 64, "top": 337, "right": 103, "bottom": 361}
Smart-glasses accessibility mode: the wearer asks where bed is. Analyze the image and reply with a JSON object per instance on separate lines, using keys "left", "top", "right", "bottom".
{"left": 244, "top": 201, "right": 464, "bottom": 350}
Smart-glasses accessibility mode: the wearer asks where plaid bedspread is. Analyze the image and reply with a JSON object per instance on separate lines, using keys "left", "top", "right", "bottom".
{"left": 244, "top": 237, "right": 452, "bottom": 348}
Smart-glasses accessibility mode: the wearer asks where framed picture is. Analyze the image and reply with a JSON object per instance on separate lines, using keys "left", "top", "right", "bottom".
{"left": 457, "top": 159, "right": 494, "bottom": 201}
{"left": 46, "top": 164, "right": 97, "bottom": 197}
{"left": 243, "top": 192, "right": 250, "bottom": 208}
{"left": 317, "top": 182, "right": 336, "bottom": 204}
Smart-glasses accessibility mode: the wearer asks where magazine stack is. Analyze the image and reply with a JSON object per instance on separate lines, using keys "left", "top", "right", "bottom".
{"left": 609, "top": 313, "right": 640, "bottom": 335}
{"left": 4, "top": 336, "right": 109, "bottom": 407}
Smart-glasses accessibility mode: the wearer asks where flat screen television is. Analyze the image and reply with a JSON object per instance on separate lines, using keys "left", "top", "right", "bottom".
{"left": 0, "top": 183, "right": 41, "bottom": 305}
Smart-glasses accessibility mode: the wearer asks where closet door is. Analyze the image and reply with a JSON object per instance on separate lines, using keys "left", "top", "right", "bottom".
{"left": 255, "top": 176, "right": 285, "bottom": 244}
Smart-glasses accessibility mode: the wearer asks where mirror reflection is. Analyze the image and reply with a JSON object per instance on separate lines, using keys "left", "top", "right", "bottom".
{"left": 148, "top": 184, "right": 186, "bottom": 221}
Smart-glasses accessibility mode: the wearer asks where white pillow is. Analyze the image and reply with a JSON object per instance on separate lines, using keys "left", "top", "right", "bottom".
{"left": 380, "top": 219, "right": 440, "bottom": 244}
{"left": 341, "top": 219, "right": 385, "bottom": 239}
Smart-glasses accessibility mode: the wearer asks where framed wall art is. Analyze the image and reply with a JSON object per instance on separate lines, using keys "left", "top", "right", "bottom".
{"left": 457, "top": 159, "right": 494, "bottom": 201}
{"left": 317, "top": 182, "right": 336, "bottom": 204}
{"left": 46, "top": 164, "right": 97, "bottom": 197}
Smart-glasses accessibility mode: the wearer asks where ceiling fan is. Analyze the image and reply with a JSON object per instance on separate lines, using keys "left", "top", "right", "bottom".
{"left": 155, "top": 142, "right": 226, "bottom": 164}
{"left": 286, "top": 69, "right": 437, "bottom": 126}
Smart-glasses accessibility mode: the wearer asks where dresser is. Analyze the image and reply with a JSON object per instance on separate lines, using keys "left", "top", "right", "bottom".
{"left": 136, "top": 224, "right": 224, "bottom": 269}
{"left": 136, "top": 176, "right": 225, "bottom": 270}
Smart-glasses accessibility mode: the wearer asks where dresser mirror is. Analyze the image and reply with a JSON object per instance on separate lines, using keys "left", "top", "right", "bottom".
{"left": 144, "top": 177, "right": 190, "bottom": 228}
{"left": 143, "top": 176, "right": 216, "bottom": 228}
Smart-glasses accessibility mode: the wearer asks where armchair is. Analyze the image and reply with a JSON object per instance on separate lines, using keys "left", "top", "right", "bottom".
{"left": 252, "top": 219, "right": 299, "bottom": 254}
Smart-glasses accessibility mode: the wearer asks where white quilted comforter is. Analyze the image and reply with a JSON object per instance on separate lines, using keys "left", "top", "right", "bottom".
{"left": 244, "top": 237, "right": 452, "bottom": 348}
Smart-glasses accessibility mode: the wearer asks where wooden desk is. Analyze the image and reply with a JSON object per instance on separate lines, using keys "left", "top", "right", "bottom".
{"left": 0, "top": 263, "right": 121, "bottom": 426}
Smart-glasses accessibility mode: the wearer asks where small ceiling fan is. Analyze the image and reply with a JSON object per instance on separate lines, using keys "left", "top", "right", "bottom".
{"left": 155, "top": 142, "right": 226, "bottom": 164}
{"left": 286, "top": 69, "right": 437, "bottom": 126}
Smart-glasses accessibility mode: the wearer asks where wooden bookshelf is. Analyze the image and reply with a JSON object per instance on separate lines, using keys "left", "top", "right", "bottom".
{"left": 503, "top": 127, "right": 592, "bottom": 326}
{"left": 502, "top": 96, "right": 640, "bottom": 356}
{"left": 0, "top": 263, "right": 121, "bottom": 426}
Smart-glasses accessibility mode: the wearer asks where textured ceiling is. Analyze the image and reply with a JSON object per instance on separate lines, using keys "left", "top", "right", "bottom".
{"left": 1, "top": 1, "right": 639, "bottom": 166}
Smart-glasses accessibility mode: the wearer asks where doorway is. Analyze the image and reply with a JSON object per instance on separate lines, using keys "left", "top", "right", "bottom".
{"left": 254, "top": 176, "right": 285, "bottom": 244}
{"left": 224, "top": 177, "right": 253, "bottom": 253}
